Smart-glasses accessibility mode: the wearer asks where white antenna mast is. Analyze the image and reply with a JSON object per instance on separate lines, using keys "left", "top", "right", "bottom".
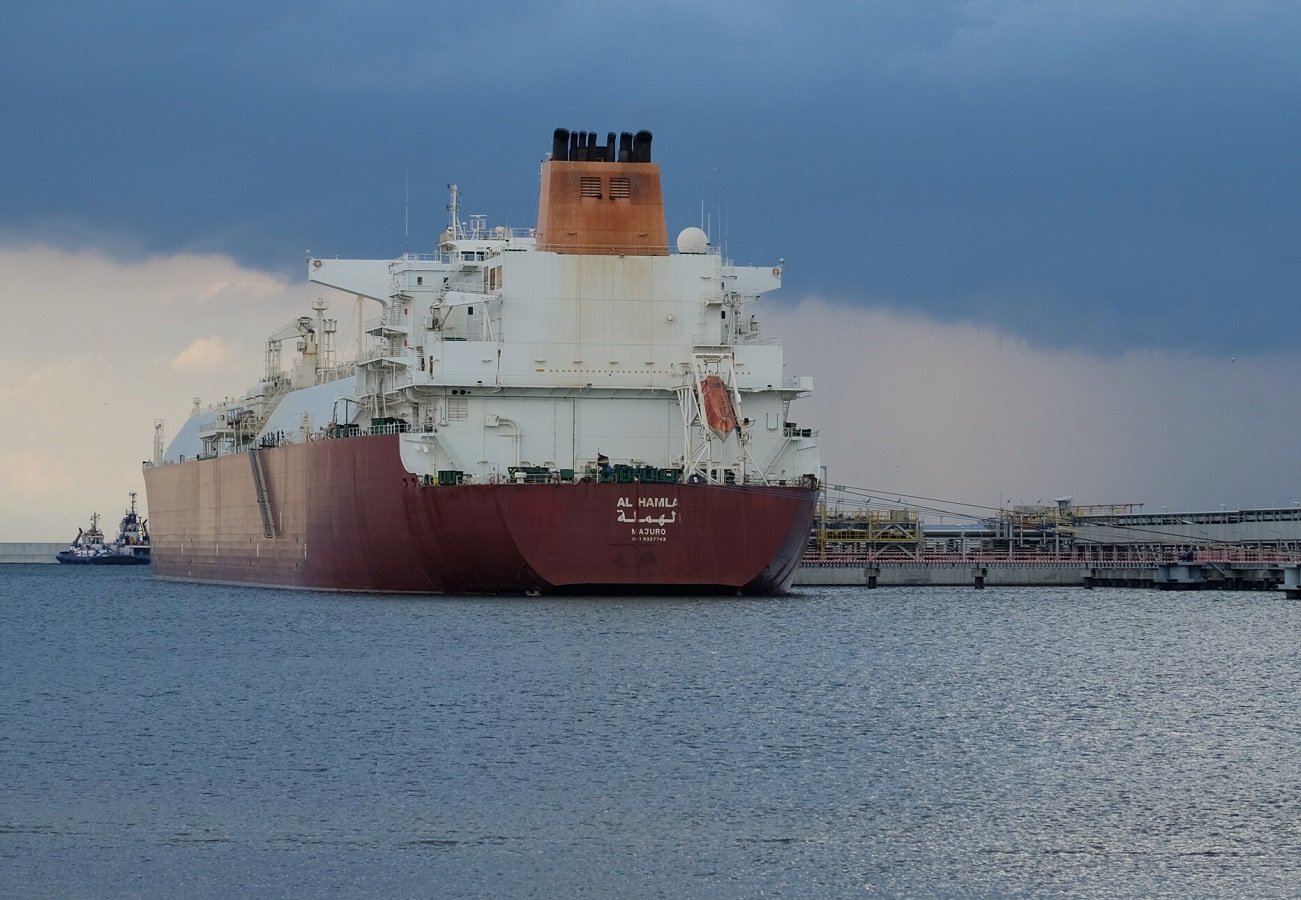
{"left": 447, "top": 183, "right": 464, "bottom": 240}
{"left": 355, "top": 295, "right": 364, "bottom": 365}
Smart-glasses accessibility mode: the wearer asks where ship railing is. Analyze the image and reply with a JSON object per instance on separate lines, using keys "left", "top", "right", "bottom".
{"left": 364, "top": 315, "right": 410, "bottom": 336}
{"left": 358, "top": 344, "right": 413, "bottom": 365}
{"left": 401, "top": 232, "right": 535, "bottom": 264}
{"left": 317, "top": 363, "right": 355, "bottom": 382}
{"left": 366, "top": 422, "right": 410, "bottom": 435}
{"left": 382, "top": 371, "right": 416, "bottom": 390}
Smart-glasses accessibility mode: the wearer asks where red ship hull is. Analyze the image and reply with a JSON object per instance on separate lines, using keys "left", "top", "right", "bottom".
{"left": 143, "top": 434, "right": 817, "bottom": 595}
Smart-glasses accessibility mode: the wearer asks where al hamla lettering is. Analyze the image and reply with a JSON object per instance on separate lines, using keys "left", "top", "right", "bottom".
{"left": 615, "top": 496, "right": 681, "bottom": 540}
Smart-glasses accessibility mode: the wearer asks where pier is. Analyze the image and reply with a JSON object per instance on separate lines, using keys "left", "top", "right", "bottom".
{"left": 797, "top": 499, "right": 1301, "bottom": 594}
{"left": 793, "top": 555, "right": 1292, "bottom": 590}
{"left": 0, "top": 543, "right": 65, "bottom": 564}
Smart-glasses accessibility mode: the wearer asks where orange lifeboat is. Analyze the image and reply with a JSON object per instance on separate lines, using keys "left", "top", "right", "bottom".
{"left": 700, "top": 375, "right": 738, "bottom": 438}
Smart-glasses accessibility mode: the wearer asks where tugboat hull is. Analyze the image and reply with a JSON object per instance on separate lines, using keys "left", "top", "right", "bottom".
{"left": 55, "top": 552, "right": 150, "bottom": 566}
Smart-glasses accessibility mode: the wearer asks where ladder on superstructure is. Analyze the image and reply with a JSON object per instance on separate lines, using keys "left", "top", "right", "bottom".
{"left": 248, "top": 448, "right": 276, "bottom": 538}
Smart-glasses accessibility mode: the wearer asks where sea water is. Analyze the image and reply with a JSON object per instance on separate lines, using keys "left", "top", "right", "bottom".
{"left": 3, "top": 565, "right": 1300, "bottom": 898}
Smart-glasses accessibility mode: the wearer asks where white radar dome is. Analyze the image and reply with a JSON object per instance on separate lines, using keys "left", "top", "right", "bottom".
{"left": 676, "top": 226, "right": 709, "bottom": 254}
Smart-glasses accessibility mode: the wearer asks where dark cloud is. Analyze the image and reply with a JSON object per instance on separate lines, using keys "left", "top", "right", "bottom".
{"left": 3, "top": 1, "right": 1299, "bottom": 353}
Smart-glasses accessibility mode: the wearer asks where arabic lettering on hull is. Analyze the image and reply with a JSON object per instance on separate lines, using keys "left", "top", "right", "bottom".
{"left": 616, "top": 496, "right": 680, "bottom": 542}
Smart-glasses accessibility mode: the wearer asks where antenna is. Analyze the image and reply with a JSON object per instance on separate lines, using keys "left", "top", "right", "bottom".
{"left": 447, "top": 183, "right": 464, "bottom": 241}
{"left": 356, "top": 294, "right": 364, "bottom": 364}
{"left": 404, "top": 169, "right": 410, "bottom": 253}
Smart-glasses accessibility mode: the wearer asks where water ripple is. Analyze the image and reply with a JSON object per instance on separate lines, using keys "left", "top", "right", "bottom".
{"left": 3, "top": 569, "right": 1300, "bottom": 897}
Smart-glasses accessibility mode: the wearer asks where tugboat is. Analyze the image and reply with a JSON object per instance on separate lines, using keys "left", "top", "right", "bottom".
{"left": 56, "top": 493, "right": 151, "bottom": 565}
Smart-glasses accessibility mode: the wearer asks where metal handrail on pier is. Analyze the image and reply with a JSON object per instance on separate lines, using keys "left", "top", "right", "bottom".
{"left": 802, "top": 549, "right": 1301, "bottom": 569}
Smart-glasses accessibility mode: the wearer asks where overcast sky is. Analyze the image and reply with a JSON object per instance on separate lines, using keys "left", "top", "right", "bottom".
{"left": 2, "top": 1, "right": 1299, "bottom": 540}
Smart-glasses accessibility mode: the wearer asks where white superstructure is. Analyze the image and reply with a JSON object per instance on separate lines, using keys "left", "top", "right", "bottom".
{"left": 165, "top": 129, "right": 820, "bottom": 489}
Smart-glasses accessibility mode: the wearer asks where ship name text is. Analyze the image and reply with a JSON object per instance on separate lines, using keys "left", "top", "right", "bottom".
{"left": 616, "top": 496, "right": 680, "bottom": 541}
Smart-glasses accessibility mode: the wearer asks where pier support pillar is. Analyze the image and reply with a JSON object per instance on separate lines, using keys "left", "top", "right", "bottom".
{"left": 1281, "top": 565, "right": 1301, "bottom": 599}
{"left": 1154, "top": 563, "right": 1206, "bottom": 590}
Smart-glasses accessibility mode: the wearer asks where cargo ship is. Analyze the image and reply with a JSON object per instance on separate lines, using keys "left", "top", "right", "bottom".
{"left": 143, "top": 128, "right": 820, "bottom": 594}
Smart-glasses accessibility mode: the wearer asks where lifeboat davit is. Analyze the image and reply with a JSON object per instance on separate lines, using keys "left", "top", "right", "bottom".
{"left": 700, "top": 374, "right": 738, "bottom": 438}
